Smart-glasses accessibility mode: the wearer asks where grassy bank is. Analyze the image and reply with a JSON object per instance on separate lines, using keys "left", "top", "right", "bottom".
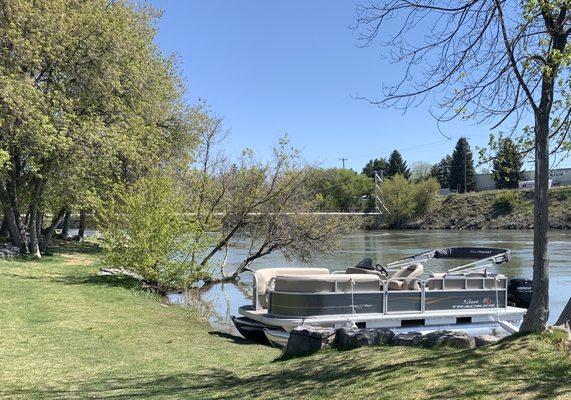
{"left": 410, "top": 186, "right": 571, "bottom": 229}
{"left": 1, "top": 243, "right": 570, "bottom": 399}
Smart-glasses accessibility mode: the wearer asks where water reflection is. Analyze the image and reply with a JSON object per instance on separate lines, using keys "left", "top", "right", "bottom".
{"left": 171, "top": 230, "right": 571, "bottom": 329}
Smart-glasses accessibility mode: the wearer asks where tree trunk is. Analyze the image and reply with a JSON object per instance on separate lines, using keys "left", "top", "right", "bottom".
{"left": 78, "top": 210, "right": 86, "bottom": 241}
{"left": 520, "top": 116, "right": 550, "bottom": 333}
{"left": 555, "top": 298, "right": 571, "bottom": 329}
{"left": 40, "top": 208, "right": 66, "bottom": 253}
{"left": 61, "top": 209, "right": 71, "bottom": 239}
{"left": 0, "top": 180, "right": 23, "bottom": 249}
{"left": 0, "top": 216, "right": 8, "bottom": 238}
{"left": 27, "top": 179, "right": 43, "bottom": 258}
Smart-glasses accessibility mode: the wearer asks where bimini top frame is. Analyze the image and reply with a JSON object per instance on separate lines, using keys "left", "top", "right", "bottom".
{"left": 386, "top": 247, "right": 511, "bottom": 275}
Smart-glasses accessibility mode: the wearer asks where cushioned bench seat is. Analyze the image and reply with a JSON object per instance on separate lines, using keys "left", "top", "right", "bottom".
{"left": 273, "top": 274, "right": 382, "bottom": 293}
{"left": 254, "top": 268, "right": 330, "bottom": 308}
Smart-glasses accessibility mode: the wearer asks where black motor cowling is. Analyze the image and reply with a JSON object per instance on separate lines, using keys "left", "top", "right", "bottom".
{"left": 355, "top": 258, "right": 374, "bottom": 270}
{"left": 507, "top": 278, "right": 533, "bottom": 308}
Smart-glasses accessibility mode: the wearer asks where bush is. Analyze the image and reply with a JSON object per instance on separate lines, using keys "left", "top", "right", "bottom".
{"left": 100, "top": 173, "right": 210, "bottom": 291}
{"left": 494, "top": 190, "right": 519, "bottom": 213}
{"left": 381, "top": 175, "right": 440, "bottom": 227}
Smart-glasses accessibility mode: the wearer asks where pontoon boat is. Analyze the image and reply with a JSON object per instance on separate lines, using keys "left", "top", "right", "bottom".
{"left": 232, "top": 247, "right": 529, "bottom": 347}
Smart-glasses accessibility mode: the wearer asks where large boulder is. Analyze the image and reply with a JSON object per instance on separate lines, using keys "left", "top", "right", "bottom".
{"left": 474, "top": 335, "right": 501, "bottom": 347}
{"left": 335, "top": 327, "right": 394, "bottom": 350}
{"left": 421, "top": 330, "right": 476, "bottom": 350}
{"left": 391, "top": 331, "right": 423, "bottom": 347}
{"left": 282, "top": 326, "right": 336, "bottom": 358}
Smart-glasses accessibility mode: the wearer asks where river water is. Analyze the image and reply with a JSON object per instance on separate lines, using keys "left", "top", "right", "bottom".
{"left": 170, "top": 230, "right": 571, "bottom": 334}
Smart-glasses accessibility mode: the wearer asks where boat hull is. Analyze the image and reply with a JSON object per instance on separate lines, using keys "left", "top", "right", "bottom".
{"left": 231, "top": 316, "right": 285, "bottom": 345}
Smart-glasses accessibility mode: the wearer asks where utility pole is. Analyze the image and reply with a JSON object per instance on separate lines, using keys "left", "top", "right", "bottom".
{"left": 464, "top": 149, "right": 472, "bottom": 194}
{"left": 339, "top": 158, "right": 348, "bottom": 169}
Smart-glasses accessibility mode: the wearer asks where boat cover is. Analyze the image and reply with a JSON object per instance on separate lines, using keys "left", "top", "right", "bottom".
{"left": 411, "top": 247, "right": 511, "bottom": 264}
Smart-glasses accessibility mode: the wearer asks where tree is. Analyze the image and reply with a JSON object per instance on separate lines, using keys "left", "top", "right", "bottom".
{"left": 183, "top": 127, "right": 356, "bottom": 284}
{"left": 362, "top": 157, "right": 388, "bottom": 178}
{"left": 0, "top": 0, "right": 197, "bottom": 257}
{"left": 430, "top": 156, "right": 453, "bottom": 188}
{"left": 311, "top": 168, "right": 374, "bottom": 212}
{"left": 101, "top": 172, "right": 209, "bottom": 291}
{"left": 492, "top": 138, "right": 524, "bottom": 189}
{"left": 410, "top": 161, "right": 433, "bottom": 183}
{"left": 449, "top": 138, "right": 476, "bottom": 193}
{"left": 386, "top": 150, "right": 411, "bottom": 179}
{"left": 355, "top": 0, "right": 571, "bottom": 332}
{"left": 381, "top": 175, "right": 439, "bottom": 227}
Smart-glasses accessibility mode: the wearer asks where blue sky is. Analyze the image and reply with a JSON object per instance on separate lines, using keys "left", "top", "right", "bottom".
{"left": 146, "top": 1, "right": 560, "bottom": 172}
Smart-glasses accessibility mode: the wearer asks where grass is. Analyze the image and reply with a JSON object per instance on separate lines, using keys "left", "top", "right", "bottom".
{"left": 418, "top": 186, "right": 571, "bottom": 229}
{"left": 1, "top": 242, "right": 570, "bottom": 399}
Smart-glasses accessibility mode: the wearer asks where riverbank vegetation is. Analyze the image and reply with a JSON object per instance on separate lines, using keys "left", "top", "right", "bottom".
{"left": 411, "top": 186, "right": 571, "bottom": 230}
{"left": 1, "top": 246, "right": 570, "bottom": 399}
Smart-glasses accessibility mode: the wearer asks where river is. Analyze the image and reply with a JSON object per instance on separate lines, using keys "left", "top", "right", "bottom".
{"left": 169, "top": 230, "right": 571, "bottom": 334}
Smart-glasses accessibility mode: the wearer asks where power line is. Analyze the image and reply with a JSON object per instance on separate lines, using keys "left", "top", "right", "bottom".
{"left": 338, "top": 158, "right": 348, "bottom": 169}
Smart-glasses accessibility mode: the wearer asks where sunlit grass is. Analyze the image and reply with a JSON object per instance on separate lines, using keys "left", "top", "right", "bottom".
{"left": 0, "top": 243, "right": 569, "bottom": 399}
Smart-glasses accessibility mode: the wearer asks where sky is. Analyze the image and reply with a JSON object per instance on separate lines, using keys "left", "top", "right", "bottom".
{"left": 145, "top": 1, "right": 568, "bottom": 172}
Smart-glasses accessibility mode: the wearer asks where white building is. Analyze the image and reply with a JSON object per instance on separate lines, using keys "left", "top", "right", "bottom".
{"left": 474, "top": 168, "right": 571, "bottom": 191}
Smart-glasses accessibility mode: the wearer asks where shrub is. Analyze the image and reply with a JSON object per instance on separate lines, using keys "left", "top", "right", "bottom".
{"left": 494, "top": 190, "right": 519, "bottom": 213}
{"left": 100, "top": 173, "right": 210, "bottom": 291}
{"left": 381, "top": 175, "right": 440, "bottom": 227}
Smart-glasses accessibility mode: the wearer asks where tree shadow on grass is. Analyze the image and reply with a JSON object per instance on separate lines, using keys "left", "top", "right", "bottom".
{"left": 1, "top": 338, "right": 568, "bottom": 400}
{"left": 208, "top": 331, "right": 262, "bottom": 346}
{"left": 54, "top": 273, "right": 142, "bottom": 290}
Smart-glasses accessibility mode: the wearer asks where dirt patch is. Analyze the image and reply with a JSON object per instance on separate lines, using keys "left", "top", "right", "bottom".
{"left": 61, "top": 253, "right": 93, "bottom": 266}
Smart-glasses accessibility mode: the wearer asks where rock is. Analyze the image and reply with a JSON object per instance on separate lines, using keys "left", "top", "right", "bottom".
{"left": 335, "top": 327, "right": 394, "bottom": 350}
{"left": 474, "top": 335, "right": 501, "bottom": 347}
{"left": 421, "top": 330, "right": 476, "bottom": 349}
{"left": 282, "top": 326, "right": 336, "bottom": 358}
{"left": 391, "top": 331, "right": 423, "bottom": 347}
{"left": 0, "top": 243, "right": 19, "bottom": 259}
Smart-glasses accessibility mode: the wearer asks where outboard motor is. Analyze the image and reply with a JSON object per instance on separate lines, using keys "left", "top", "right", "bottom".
{"left": 354, "top": 258, "right": 374, "bottom": 270}
{"left": 507, "top": 278, "right": 533, "bottom": 308}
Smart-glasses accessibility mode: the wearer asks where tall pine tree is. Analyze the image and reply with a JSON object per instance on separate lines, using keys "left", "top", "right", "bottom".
{"left": 386, "top": 150, "right": 410, "bottom": 179}
{"left": 362, "top": 157, "right": 388, "bottom": 179}
{"left": 492, "top": 138, "right": 524, "bottom": 189}
{"left": 430, "top": 155, "right": 452, "bottom": 188}
{"left": 449, "top": 138, "right": 475, "bottom": 193}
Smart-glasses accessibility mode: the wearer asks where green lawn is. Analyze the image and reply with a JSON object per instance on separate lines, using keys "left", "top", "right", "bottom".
{"left": 1, "top": 243, "right": 570, "bottom": 399}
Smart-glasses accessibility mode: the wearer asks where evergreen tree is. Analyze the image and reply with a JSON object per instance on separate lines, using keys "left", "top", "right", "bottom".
{"left": 386, "top": 150, "right": 410, "bottom": 179}
{"left": 430, "top": 155, "right": 452, "bottom": 188}
{"left": 362, "top": 157, "right": 388, "bottom": 179}
{"left": 492, "top": 138, "right": 524, "bottom": 189}
{"left": 449, "top": 138, "right": 475, "bottom": 193}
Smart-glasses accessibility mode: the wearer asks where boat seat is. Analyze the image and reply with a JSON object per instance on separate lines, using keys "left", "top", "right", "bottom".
{"left": 253, "top": 268, "right": 329, "bottom": 308}
{"left": 388, "top": 263, "right": 423, "bottom": 290}
{"left": 345, "top": 267, "right": 387, "bottom": 279}
{"left": 273, "top": 274, "right": 382, "bottom": 293}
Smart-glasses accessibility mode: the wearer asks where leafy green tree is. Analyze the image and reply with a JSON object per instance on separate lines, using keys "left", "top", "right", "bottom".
{"left": 0, "top": 0, "right": 197, "bottom": 257}
{"left": 449, "top": 138, "right": 475, "bottom": 193}
{"left": 492, "top": 138, "right": 524, "bottom": 189}
{"left": 101, "top": 173, "right": 209, "bottom": 291}
{"left": 430, "top": 155, "right": 452, "bottom": 188}
{"left": 386, "top": 150, "right": 410, "bottom": 179}
{"left": 311, "top": 168, "right": 374, "bottom": 212}
{"left": 362, "top": 158, "right": 388, "bottom": 179}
